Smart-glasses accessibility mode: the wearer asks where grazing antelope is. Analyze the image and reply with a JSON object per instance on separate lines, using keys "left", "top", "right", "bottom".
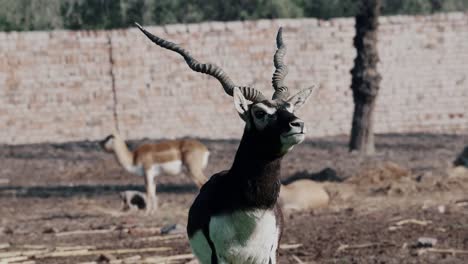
{"left": 137, "top": 24, "right": 315, "bottom": 264}
{"left": 99, "top": 131, "right": 209, "bottom": 213}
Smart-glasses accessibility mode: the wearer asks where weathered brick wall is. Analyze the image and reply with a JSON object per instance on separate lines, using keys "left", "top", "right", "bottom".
{"left": 0, "top": 13, "right": 467, "bottom": 144}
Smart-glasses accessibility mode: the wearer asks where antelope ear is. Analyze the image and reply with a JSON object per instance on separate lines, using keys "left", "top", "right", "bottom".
{"left": 233, "top": 87, "right": 249, "bottom": 121}
{"left": 287, "top": 86, "right": 315, "bottom": 112}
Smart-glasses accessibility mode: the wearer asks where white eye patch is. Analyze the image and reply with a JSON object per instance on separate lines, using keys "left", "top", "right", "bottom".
{"left": 283, "top": 102, "right": 294, "bottom": 113}
{"left": 251, "top": 103, "right": 277, "bottom": 130}
{"left": 253, "top": 103, "right": 277, "bottom": 115}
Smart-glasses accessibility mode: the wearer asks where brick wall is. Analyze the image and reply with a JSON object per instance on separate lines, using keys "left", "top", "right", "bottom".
{"left": 0, "top": 13, "right": 467, "bottom": 144}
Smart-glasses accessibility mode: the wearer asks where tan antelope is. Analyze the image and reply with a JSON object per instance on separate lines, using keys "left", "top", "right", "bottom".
{"left": 280, "top": 180, "right": 330, "bottom": 211}
{"left": 279, "top": 168, "right": 337, "bottom": 211}
{"left": 100, "top": 131, "right": 209, "bottom": 213}
{"left": 137, "top": 24, "right": 316, "bottom": 264}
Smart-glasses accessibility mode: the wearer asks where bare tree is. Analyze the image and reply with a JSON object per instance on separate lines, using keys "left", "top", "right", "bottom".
{"left": 349, "top": 0, "right": 382, "bottom": 154}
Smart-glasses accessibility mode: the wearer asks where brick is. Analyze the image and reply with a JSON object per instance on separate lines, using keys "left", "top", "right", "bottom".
{"left": 0, "top": 13, "right": 467, "bottom": 144}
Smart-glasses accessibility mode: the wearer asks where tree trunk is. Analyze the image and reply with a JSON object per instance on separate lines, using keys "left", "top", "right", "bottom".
{"left": 349, "top": 0, "right": 381, "bottom": 155}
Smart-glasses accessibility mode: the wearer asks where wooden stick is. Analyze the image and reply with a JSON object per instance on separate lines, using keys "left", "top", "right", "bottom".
{"left": 292, "top": 255, "right": 305, "bottom": 264}
{"left": 55, "top": 246, "right": 97, "bottom": 251}
{"left": 55, "top": 228, "right": 117, "bottom": 237}
{"left": 36, "top": 249, "right": 90, "bottom": 258}
{"left": 337, "top": 241, "right": 395, "bottom": 252}
{"left": 20, "top": 245, "right": 47, "bottom": 250}
{"left": 144, "top": 253, "right": 194, "bottom": 263}
{"left": 0, "top": 250, "right": 49, "bottom": 259}
{"left": 136, "top": 234, "right": 184, "bottom": 242}
{"left": 0, "top": 256, "right": 29, "bottom": 263}
{"left": 280, "top": 244, "right": 302, "bottom": 250}
{"left": 419, "top": 248, "right": 468, "bottom": 255}
{"left": 78, "top": 255, "right": 144, "bottom": 264}
{"left": 35, "top": 247, "right": 172, "bottom": 259}
{"left": 395, "top": 219, "right": 431, "bottom": 226}
{"left": 111, "top": 255, "right": 141, "bottom": 263}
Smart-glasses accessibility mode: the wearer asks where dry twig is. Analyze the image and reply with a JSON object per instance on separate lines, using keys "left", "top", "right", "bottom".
{"left": 418, "top": 248, "right": 468, "bottom": 256}
{"left": 0, "top": 256, "right": 29, "bottom": 263}
{"left": 280, "top": 244, "right": 302, "bottom": 250}
{"left": 143, "top": 254, "right": 194, "bottom": 263}
{"left": 394, "top": 219, "right": 431, "bottom": 226}
{"left": 0, "top": 249, "right": 49, "bottom": 259}
{"left": 55, "top": 228, "right": 117, "bottom": 237}
{"left": 337, "top": 241, "right": 395, "bottom": 252}
{"left": 55, "top": 246, "right": 97, "bottom": 251}
{"left": 292, "top": 255, "right": 305, "bottom": 264}
{"left": 35, "top": 247, "right": 171, "bottom": 259}
{"left": 20, "top": 245, "right": 47, "bottom": 250}
{"left": 136, "top": 234, "right": 184, "bottom": 242}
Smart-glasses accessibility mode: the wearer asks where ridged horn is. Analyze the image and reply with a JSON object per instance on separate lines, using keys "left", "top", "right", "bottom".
{"left": 272, "top": 27, "right": 290, "bottom": 100}
{"left": 135, "top": 23, "right": 266, "bottom": 102}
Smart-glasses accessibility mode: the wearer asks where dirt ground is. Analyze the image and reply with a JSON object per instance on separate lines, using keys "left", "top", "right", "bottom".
{"left": 1, "top": 133, "right": 467, "bottom": 264}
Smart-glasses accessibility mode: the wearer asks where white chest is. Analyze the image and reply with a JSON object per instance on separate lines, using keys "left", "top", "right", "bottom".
{"left": 190, "top": 209, "right": 280, "bottom": 264}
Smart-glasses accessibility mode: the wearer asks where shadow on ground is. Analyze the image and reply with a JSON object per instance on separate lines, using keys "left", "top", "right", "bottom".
{"left": 0, "top": 183, "right": 198, "bottom": 198}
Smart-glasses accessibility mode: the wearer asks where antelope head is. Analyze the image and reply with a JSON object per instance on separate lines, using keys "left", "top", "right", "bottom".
{"left": 99, "top": 134, "right": 115, "bottom": 153}
{"left": 136, "top": 24, "right": 315, "bottom": 157}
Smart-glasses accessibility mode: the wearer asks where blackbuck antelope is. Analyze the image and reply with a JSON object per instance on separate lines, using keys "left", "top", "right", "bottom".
{"left": 136, "top": 23, "right": 315, "bottom": 264}
{"left": 99, "top": 131, "right": 209, "bottom": 213}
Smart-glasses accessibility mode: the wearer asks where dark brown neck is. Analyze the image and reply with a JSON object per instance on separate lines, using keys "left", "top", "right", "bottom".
{"left": 229, "top": 129, "right": 283, "bottom": 208}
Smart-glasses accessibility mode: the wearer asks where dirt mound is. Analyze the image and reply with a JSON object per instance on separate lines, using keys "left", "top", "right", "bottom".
{"left": 349, "top": 161, "right": 411, "bottom": 185}
{"left": 347, "top": 161, "right": 416, "bottom": 196}
{"left": 344, "top": 160, "right": 468, "bottom": 197}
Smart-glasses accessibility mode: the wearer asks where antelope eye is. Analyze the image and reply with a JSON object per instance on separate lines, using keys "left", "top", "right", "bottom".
{"left": 254, "top": 110, "right": 267, "bottom": 119}
{"left": 284, "top": 103, "right": 293, "bottom": 112}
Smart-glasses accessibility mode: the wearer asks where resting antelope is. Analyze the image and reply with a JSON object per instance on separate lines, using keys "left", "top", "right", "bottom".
{"left": 137, "top": 24, "right": 315, "bottom": 264}
{"left": 99, "top": 131, "right": 209, "bottom": 213}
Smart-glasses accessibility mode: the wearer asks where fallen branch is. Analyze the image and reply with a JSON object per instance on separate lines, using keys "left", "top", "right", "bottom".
{"left": 455, "top": 199, "right": 468, "bottom": 207}
{"left": 395, "top": 219, "right": 431, "bottom": 226}
{"left": 36, "top": 249, "right": 90, "bottom": 258}
{"left": 136, "top": 234, "right": 184, "bottom": 242}
{"left": 418, "top": 248, "right": 468, "bottom": 256}
{"left": 110, "top": 255, "right": 141, "bottom": 263}
{"left": 20, "top": 245, "right": 47, "bottom": 250}
{"left": 77, "top": 255, "right": 142, "bottom": 264}
{"left": 55, "top": 246, "right": 97, "bottom": 252}
{"left": 292, "top": 255, "right": 305, "bottom": 264}
{"left": 55, "top": 228, "right": 117, "bottom": 237}
{"left": 337, "top": 241, "right": 395, "bottom": 253}
{"left": 0, "top": 249, "right": 49, "bottom": 259}
{"left": 0, "top": 256, "right": 29, "bottom": 263}
{"left": 279, "top": 244, "right": 302, "bottom": 250}
{"left": 144, "top": 253, "right": 194, "bottom": 263}
{"left": 35, "top": 247, "right": 172, "bottom": 259}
